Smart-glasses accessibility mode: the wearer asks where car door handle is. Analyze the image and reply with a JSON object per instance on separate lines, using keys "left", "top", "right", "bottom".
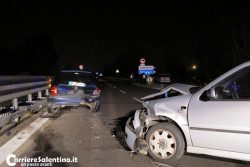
{"left": 181, "top": 106, "right": 187, "bottom": 110}
{"left": 179, "top": 106, "right": 187, "bottom": 112}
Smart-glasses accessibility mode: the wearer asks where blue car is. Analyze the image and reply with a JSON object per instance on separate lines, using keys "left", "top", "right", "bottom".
{"left": 47, "top": 70, "right": 101, "bottom": 112}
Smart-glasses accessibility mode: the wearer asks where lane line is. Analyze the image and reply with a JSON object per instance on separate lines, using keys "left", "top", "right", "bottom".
{"left": 133, "top": 97, "right": 142, "bottom": 103}
{"left": 113, "top": 86, "right": 117, "bottom": 89}
{"left": 119, "top": 90, "right": 126, "bottom": 94}
{"left": 0, "top": 111, "right": 50, "bottom": 165}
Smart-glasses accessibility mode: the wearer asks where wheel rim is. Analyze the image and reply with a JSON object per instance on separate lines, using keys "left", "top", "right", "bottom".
{"left": 149, "top": 129, "right": 176, "bottom": 159}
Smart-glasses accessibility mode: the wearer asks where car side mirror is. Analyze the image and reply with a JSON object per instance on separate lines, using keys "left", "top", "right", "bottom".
{"left": 200, "top": 87, "right": 216, "bottom": 101}
{"left": 209, "top": 86, "right": 216, "bottom": 98}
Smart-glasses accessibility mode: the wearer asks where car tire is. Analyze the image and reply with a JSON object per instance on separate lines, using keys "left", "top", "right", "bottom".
{"left": 145, "top": 122, "right": 185, "bottom": 164}
{"left": 90, "top": 100, "right": 101, "bottom": 112}
{"left": 47, "top": 102, "right": 54, "bottom": 113}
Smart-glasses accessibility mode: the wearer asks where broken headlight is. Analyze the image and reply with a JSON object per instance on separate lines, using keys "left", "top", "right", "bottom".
{"left": 139, "top": 108, "right": 148, "bottom": 126}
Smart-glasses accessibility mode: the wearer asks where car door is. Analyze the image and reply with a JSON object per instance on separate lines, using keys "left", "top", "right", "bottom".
{"left": 188, "top": 66, "right": 250, "bottom": 154}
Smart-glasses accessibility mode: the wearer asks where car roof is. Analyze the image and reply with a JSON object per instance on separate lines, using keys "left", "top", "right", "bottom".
{"left": 60, "top": 70, "right": 92, "bottom": 74}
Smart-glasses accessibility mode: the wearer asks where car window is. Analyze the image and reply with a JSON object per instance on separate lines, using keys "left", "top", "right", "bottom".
{"left": 57, "top": 72, "right": 95, "bottom": 84}
{"left": 213, "top": 66, "right": 250, "bottom": 100}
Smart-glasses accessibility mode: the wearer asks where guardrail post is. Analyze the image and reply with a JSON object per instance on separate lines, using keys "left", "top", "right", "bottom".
{"left": 12, "top": 98, "right": 18, "bottom": 109}
{"left": 27, "top": 94, "right": 32, "bottom": 102}
{"left": 38, "top": 91, "right": 42, "bottom": 99}
{"left": 0, "top": 75, "right": 52, "bottom": 127}
{"left": 46, "top": 89, "right": 49, "bottom": 96}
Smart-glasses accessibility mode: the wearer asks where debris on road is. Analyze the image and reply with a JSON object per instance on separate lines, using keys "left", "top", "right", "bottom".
{"left": 151, "top": 161, "right": 173, "bottom": 167}
{"left": 95, "top": 136, "right": 100, "bottom": 139}
{"left": 129, "top": 151, "right": 136, "bottom": 157}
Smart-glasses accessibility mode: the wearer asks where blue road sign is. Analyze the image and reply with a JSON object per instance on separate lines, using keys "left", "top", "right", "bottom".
{"left": 138, "top": 70, "right": 145, "bottom": 74}
{"left": 139, "top": 69, "right": 155, "bottom": 76}
{"left": 145, "top": 70, "right": 153, "bottom": 76}
{"left": 138, "top": 65, "right": 155, "bottom": 75}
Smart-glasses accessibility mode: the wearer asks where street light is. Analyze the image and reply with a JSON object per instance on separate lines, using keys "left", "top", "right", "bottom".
{"left": 192, "top": 65, "right": 197, "bottom": 70}
{"left": 115, "top": 69, "right": 120, "bottom": 73}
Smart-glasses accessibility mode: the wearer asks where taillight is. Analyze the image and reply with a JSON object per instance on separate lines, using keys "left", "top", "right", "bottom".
{"left": 93, "top": 88, "right": 101, "bottom": 95}
{"left": 51, "top": 86, "right": 58, "bottom": 95}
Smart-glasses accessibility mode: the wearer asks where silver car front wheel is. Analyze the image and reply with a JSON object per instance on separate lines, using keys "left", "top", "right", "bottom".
{"left": 146, "top": 122, "right": 185, "bottom": 164}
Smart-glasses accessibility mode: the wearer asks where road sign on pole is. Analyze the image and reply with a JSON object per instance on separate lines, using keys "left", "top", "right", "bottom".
{"left": 140, "top": 58, "right": 146, "bottom": 65}
{"left": 146, "top": 76, "right": 153, "bottom": 85}
{"left": 79, "top": 65, "right": 83, "bottom": 70}
{"left": 138, "top": 58, "right": 156, "bottom": 76}
{"left": 138, "top": 65, "right": 155, "bottom": 71}
{"left": 138, "top": 65, "right": 155, "bottom": 75}
{"left": 138, "top": 69, "right": 155, "bottom": 75}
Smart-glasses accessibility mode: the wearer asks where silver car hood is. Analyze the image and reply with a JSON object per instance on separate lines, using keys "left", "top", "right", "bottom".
{"left": 142, "top": 83, "right": 196, "bottom": 100}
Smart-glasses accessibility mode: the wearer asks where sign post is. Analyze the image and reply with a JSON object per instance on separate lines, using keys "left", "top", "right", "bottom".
{"left": 146, "top": 76, "right": 153, "bottom": 85}
{"left": 138, "top": 58, "right": 156, "bottom": 84}
{"left": 140, "top": 58, "right": 146, "bottom": 66}
{"left": 138, "top": 65, "right": 155, "bottom": 75}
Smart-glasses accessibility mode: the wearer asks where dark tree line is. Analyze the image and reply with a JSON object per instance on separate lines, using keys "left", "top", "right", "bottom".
{"left": 195, "top": 10, "right": 250, "bottom": 82}
{"left": 105, "top": 4, "right": 250, "bottom": 83}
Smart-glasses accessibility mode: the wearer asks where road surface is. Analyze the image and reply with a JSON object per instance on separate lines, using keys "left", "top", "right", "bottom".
{"left": 0, "top": 80, "right": 249, "bottom": 167}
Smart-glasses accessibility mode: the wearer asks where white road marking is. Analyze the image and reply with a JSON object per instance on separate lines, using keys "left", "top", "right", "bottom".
{"left": 0, "top": 111, "right": 50, "bottom": 165}
{"left": 133, "top": 97, "right": 142, "bottom": 103}
{"left": 119, "top": 90, "right": 126, "bottom": 94}
{"left": 113, "top": 86, "right": 117, "bottom": 89}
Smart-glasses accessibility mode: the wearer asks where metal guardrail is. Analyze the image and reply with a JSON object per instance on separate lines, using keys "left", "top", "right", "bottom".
{"left": 0, "top": 76, "right": 51, "bottom": 128}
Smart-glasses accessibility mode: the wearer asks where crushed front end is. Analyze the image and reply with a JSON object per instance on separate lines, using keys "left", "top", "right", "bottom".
{"left": 125, "top": 106, "right": 154, "bottom": 154}
{"left": 125, "top": 83, "right": 196, "bottom": 154}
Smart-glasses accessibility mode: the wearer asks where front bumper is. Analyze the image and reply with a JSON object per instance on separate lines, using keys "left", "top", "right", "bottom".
{"left": 125, "top": 110, "right": 142, "bottom": 150}
{"left": 48, "top": 94, "right": 100, "bottom": 106}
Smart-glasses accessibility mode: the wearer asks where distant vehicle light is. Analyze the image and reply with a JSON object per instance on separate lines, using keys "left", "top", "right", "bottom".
{"left": 96, "top": 72, "right": 99, "bottom": 75}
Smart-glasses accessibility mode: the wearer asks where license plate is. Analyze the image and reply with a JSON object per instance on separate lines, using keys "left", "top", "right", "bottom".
{"left": 68, "top": 81, "right": 86, "bottom": 87}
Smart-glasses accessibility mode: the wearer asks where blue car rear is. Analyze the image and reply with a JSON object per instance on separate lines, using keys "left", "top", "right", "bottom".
{"left": 47, "top": 70, "right": 101, "bottom": 112}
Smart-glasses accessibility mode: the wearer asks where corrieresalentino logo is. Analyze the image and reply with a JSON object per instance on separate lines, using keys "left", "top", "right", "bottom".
{"left": 6, "top": 154, "right": 78, "bottom": 166}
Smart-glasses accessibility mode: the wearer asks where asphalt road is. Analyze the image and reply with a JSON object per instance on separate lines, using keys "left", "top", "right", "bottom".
{"left": 0, "top": 80, "right": 249, "bottom": 167}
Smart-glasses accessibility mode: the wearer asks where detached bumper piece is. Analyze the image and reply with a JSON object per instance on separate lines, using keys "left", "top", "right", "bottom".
{"left": 125, "top": 117, "right": 137, "bottom": 150}
{"left": 125, "top": 110, "right": 149, "bottom": 154}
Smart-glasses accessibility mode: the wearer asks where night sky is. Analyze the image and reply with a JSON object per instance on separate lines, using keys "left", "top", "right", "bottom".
{"left": 1, "top": 1, "right": 250, "bottom": 79}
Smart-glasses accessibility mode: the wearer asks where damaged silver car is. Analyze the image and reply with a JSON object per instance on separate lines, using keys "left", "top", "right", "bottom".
{"left": 126, "top": 62, "right": 250, "bottom": 164}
